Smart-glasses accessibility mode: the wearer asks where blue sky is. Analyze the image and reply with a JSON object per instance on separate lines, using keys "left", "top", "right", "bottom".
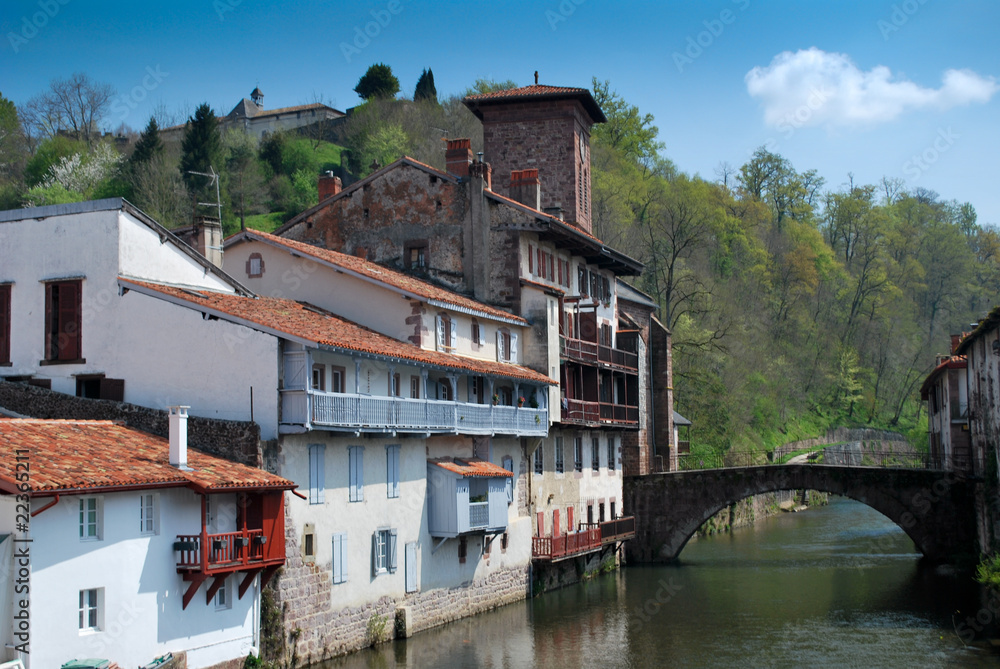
{"left": 4, "top": 0, "right": 999, "bottom": 223}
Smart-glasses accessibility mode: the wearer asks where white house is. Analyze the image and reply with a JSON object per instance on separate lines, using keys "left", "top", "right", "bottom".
{"left": 0, "top": 416, "right": 295, "bottom": 669}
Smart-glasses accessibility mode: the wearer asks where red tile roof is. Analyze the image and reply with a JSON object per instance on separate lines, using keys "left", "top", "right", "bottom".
{"left": 463, "top": 84, "right": 607, "bottom": 122}
{"left": 0, "top": 419, "right": 295, "bottom": 495}
{"left": 431, "top": 458, "right": 513, "bottom": 478}
{"left": 520, "top": 278, "right": 565, "bottom": 295}
{"left": 121, "top": 278, "right": 555, "bottom": 385}
{"left": 919, "top": 355, "right": 968, "bottom": 398}
{"left": 232, "top": 229, "right": 527, "bottom": 325}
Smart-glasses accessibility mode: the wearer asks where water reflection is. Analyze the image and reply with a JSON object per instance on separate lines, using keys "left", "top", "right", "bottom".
{"left": 319, "top": 498, "right": 994, "bottom": 668}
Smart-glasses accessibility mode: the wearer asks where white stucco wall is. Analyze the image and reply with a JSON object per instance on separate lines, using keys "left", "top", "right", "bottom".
{"left": 16, "top": 488, "right": 256, "bottom": 669}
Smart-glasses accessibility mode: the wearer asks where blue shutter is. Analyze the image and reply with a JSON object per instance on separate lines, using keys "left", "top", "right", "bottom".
{"left": 350, "top": 447, "right": 364, "bottom": 502}
{"left": 405, "top": 541, "right": 417, "bottom": 593}
{"left": 309, "top": 444, "right": 325, "bottom": 504}
{"left": 332, "top": 532, "right": 347, "bottom": 584}
{"left": 387, "top": 445, "right": 400, "bottom": 498}
{"left": 388, "top": 529, "right": 398, "bottom": 573}
{"left": 371, "top": 531, "right": 378, "bottom": 576}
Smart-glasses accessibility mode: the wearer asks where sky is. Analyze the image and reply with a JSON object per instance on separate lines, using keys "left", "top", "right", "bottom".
{"left": 3, "top": 0, "right": 999, "bottom": 223}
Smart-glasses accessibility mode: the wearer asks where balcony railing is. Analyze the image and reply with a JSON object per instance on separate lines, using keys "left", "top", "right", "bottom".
{"left": 175, "top": 529, "right": 272, "bottom": 572}
{"left": 532, "top": 527, "right": 602, "bottom": 561}
{"left": 561, "top": 336, "right": 638, "bottom": 371}
{"left": 562, "top": 398, "right": 637, "bottom": 427}
{"left": 469, "top": 502, "right": 489, "bottom": 528}
{"left": 580, "top": 517, "right": 636, "bottom": 544}
{"left": 281, "top": 390, "right": 547, "bottom": 436}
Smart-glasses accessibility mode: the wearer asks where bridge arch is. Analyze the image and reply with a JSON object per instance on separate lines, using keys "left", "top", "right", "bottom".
{"left": 625, "top": 465, "right": 977, "bottom": 564}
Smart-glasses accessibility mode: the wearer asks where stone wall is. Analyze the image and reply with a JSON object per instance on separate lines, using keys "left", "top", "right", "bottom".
{"left": 532, "top": 548, "right": 618, "bottom": 594}
{"left": 772, "top": 427, "right": 910, "bottom": 460}
{"left": 0, "top": 380, "right": 261, "bottom": 466}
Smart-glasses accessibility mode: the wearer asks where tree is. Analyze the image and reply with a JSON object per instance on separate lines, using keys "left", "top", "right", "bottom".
{"left": 0, "top": 93, "right": 28, "bottom": 207}
{"left": 354, "top": 63, "right": 400, "bottom": 101}
{"left": 223, "top": 130, "right": 265, "bottom": 230}
{"left": 414, "top": 68, "right": 438, "bottom": 103}
{"left": 179, "top": 103, "right": 223, "bottom": 206}
{"left": 129, "top": 117, "right": 163, "bottom": 167}
{"left": 129, "top": 150, "right": 189, "bottom": 228}
{"left": 21, "top": 72, "right": 115, "bottom": 146}
{"left": 464, "top": 78, "right": 519, "bottom": 96}
{"left": 591, "top": 78, "right": 663, "bottom": 163}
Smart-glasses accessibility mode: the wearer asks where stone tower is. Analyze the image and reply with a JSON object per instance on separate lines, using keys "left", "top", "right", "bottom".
{"left": 463, "top": 84, "right": 606, "bottom": 234}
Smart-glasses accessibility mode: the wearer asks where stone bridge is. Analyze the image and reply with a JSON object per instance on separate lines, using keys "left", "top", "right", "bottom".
{"left": 624, "top": 465, "right": 978, "bottom": 564}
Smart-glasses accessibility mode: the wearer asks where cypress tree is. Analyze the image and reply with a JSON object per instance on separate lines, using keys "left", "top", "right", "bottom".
{"left": 414, "top": 68, "right": 437, "bottom": 103}
{"left": 179, "top": 103, "right": 223, "bottom": 202}
{"left": 130, "top": 117, "right": 163, "bottom": 166}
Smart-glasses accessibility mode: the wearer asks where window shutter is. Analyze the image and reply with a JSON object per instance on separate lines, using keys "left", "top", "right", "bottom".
{"left": 309, "top": 444, "right": 325, "bottom": 504}
{"left": 99, "top": 378, "right": 125, "bottom": 402}
{"left": 496, "top": 330, "right": 502, "bottom": 362}
{"left": 478, "top": 324, "right": 485, "bottom": 346}
{"left": 349, "top": 447, "right": 364, "bottom": 502}
{"left": 436, "top": 315, "right": 445, "bottom": 350}
{"left": 340, "top": 532, "right": 348, "bottom": 582}
{"left": 0, "top": 285, "right": 9, "bottom": 364}
{"left": 387, "top": 445, "right": 399, "bottom": 498}
{"left": 371, "top": 532, "right": 378, "bottom": 576}
{"left": 388, "top": 529, "right": 398, "bottom": 573}
{"left": 62, "top": 281, "right": 81, "bottom": 360}
{"left": 332, "top": 533, "right": 347, "bottom": 584}
{"left": 528, "top": 245, "right": 534, "bottom": 274}
{"left": 509, "top": 333, "right": 518, "bottom": 362}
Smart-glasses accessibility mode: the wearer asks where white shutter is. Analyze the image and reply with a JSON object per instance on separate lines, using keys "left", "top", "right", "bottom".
{"left": 405, "top": 542, "right": 418, "bottom": 593}
{"left": 478, "top": 325, "right": 485, "bottom": 346}
{"left": 387, "top": 445, "right": 399, "bottom": 498}
{"left": 496, "top": 330, "right": 502, "bottom": 361}
{"left": 388, "top": 529, "right": 398, "bottom": 573}
{"left": 510, "top": 333, "right": 519, "bottom": 362}
{"left": 332, "top": 532, "right": 347, "bottom": 584}
{"left": 436, "top": 315, "right": 445, "bottom": 351}
{"left": 371, "top": 532, "right": 379, "bottom": 576}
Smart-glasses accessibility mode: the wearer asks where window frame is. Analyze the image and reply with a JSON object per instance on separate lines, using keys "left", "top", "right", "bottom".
{"left": 372, "top": 527, "right": 398, "bottom": 575}
{"left": 79, "top": 496, "right": 102, "bottom": 541}
{"left": 311, "top": 363, "right": 326, "bottom": 392}
{"left": 533, "top": 444, "right": 543, "bottom": 474}
{"left": 405, "top": 240, "right": 428, "bottom": 270}
{"left": 331, "top": 366, "right": 345, "bottom": 393}
{"left": 592, "top": 437, "right": 601, "bottom": 471}
{"left": 246, "top": 253, "right": 265, "bottom": 278}
{"left": 607, "top": 437, "right": 616, "bottom": 472}
{"left": 574, "top": 437, "right": 583, "bottom": 472}
{"left": 43, "top": 279, "right": 83, "bottom": 363}
{"left": 79, "top": 587, "right": 102, "bottom": 633}
{"left": 139, "top": 492, "right": 158, "bottom": 536}
{"left": 555, "top": 437, "right": 565, "bottom": 474}
{"left": 214, "top": 576, "right": 231, "bottom": 610}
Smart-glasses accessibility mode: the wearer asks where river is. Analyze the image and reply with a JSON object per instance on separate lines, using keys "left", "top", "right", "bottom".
{"left": 320, "top": 497, "right": 996, "bottom": 668}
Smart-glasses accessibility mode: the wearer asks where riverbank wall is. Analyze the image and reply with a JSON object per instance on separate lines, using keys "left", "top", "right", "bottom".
{"left": 696, "top": 490, "right": 829, "bottom": 537}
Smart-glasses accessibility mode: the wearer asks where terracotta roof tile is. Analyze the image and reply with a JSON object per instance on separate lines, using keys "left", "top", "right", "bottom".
{"left": 464, "top": 85, "right": 591, "bottom": 101}
{"left": 238, "top": 229, "right": 527, "bottom": 325}
{"left": 121, "top": 278, "right": 555, "bottom": 385}
{"left": 463, "top": 84, "right": 606, "bottom": 122}
{"left": 0, "top": 419, "right": 295, "bottom": 494}
{"left": 431, "top": 458, "right": 513, "bottom": 478}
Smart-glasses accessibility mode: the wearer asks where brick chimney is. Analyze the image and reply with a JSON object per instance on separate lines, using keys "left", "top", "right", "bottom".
{"left": 446, "top": 138, "right": 473, "bottom": 178}
{"left": 510, "top": 169, "right": 540, "bottom": 210}
{"left": 168, "top": 405, "right": 192, "bottom": 470}
{"left": 318, "top": 171, "right": 342, "bottom": 201}
{"left": 950, "top": 334, "right": 962, "bottom": 355}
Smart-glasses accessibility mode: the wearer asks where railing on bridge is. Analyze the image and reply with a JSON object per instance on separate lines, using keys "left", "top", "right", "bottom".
{"left": 675, "top": 446, "right": 950, "bottom": 472}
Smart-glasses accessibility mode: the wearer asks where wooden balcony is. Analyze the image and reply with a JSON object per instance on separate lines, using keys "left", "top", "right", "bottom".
{"left": 531, "top": 517, "right": 636, "bottom": 561}
{"left": 560, "top": 336, "right": 638, "bottom": 372}
{"left": 562, "top": 398, "right": 638, "bottom": 428}
{"left": 281, "top": 390, "right": 548, "bottom": 437}
{"left": 581, "top": 516, "right": 636, "bottom": 545}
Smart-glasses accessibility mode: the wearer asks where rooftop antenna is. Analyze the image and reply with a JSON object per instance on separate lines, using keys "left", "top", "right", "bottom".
{"left": 187, "top": 166, "right": 224, "bottom": 228}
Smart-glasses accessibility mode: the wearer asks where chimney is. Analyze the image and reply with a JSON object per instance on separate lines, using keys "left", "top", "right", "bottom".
{"left": 469, "top": 158, "right": 492, "bottom": 190}
{"left": 168, "top": 405, "right": 192, "bottom": 470}
{"left": 510, "top": 169, "right": 540, "bottom": 210}
{"left": 446, "top": 138, "right": 473, "bottom": 178}
{"left": 543, "top": 205, "right": 564, "bottom": 221}
{"left": 318, "top": 171, "right": 342, "bottom": 201}
{"left": 193, "top": 216, "right": 223, "bottom": 268}
{"left": 950, "top": 334, "right": 962, "bottom": 355}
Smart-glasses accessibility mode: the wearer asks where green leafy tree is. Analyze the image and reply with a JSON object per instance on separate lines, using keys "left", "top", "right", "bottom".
{"left": 223, "top": 129, "right": 266, "bottom": 230}
{"left": 179, "top": 103, "right": 223, "bottom": 205}
{"left": 354, "top": 63, "right": 400, "bottom": 100}
{"left": 414, "top": 68, "right": 438, "bottom": 103}
{"left": 0, "top": 92, "right": 28, "bottom": 207}
{"left": 464, "top": 78, "right": 518, "bottom": 96}
{"left": 591, "top": 78, "right": 663, "bottom": 163}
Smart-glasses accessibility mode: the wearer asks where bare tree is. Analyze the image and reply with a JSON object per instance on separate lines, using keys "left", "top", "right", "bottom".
{"left": 22, "top": 72, "right": 115, "bottom": 145}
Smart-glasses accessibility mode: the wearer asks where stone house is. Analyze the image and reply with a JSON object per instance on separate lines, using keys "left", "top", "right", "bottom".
{"left": 920, "top": 334, "right": 971, "bottom": 471}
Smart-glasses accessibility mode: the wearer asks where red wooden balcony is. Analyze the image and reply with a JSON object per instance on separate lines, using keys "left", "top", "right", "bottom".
{"left": 562, "top": 399, "right": 638, "bottom": 428}
{"left": 581, "top": 516, "right": 636, "bottom": 545}
{"left": 532, "top": 527, "right": 602, "bottom": 561}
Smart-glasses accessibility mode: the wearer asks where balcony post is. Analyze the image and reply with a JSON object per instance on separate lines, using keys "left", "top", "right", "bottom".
{"left": 487, "top": 377, "right": 495, "bottom": 431}
{"left": 421, "top": 369, "right": 429, "bottom": 425}
{"left": 200, "top": 494, "right": 209, "bottom": 573}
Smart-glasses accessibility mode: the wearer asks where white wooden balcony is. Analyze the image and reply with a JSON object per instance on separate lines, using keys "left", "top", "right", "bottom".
{"left": 280, "top": 389, "right": 548, "bottom": 436}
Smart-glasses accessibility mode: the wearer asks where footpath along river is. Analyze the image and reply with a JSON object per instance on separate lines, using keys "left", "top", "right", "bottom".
{"left": 321, "top": 497, "right": 996, "bottom": 668}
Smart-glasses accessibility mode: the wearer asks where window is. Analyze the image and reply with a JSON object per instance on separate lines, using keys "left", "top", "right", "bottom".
{"left": 410, "top": 376, "right": 420, "bottom": 399}
{"left": 301, "top": 523, "right": 316, "bottom": 563}
{"left": 390, "top": 372, "right": 400, "bottom": 397}
{"left": 437, "top": 380, "right": 454, "bottom": 401}
{"left": 497, "top": 386, "right": 513, "bottom": 406}
{"left": 578, "top": 267, "right": 588, "bottom": 296}
{"left": 458, "top": 536, "right": 467, "bottom": 564}
{"left": 386, "top": 445, "right": 400, "bottom": 498}
{"left": 0, "top": 284, "right": 10, "bottom": 364}
{"left": 502, "top": 456, "right": 514, "bottom": 504}
{"left": 349, "top": 446, "right": 364, "bottom": 502}
{"left": 331, "top": 366, "right": 345, "bottom": 393}
{"left": 332, "top": 532, "right": 348, "bottom": 584}
{"left": 79, "top": 497, "right": 101, "bottom": 540}
{"left": 470, "top": 376, "right": 485, "bottom": 404}
{"left": 436, "top": 314, "right": 454, "bottom": 351}
{"left": 549, "top": 254, "right": 555, "bottom": 281}
{"left": 75, "top": 374, "right": 124, "bottom": 401}
{"left": 246, "top": 253, "right": 265, "bottom": 278}
{"left": 311, "top": 364, "right": 326, "bottom": 391}
{"left": 79, "top": 588, "right": 101, "bottom": 632}
{"left": 608, "top": 437, "right": 616, "bottom": 471}
{"left": 308, "top": 444, "right": 325, "bottom": 504}
{"left": 555, "top": 437, "right": 565, "bottom": 473}
{"left": 471, "top": 319, "right": 484, "bottom": 348}
{"left": 574, "top": 437, "right": 583, "bottom": 472}
{"left": 372, "top": 528, "right": 398, "bottom": 575}
{"left": 215, "top": 576, "right": 231, "bottom": 610}
{"left": 527, "top": 245, "right": 534, "bottom": 274}
{"left": 140, "top": 493, "right": 158, "bottom": 535}
{"left": 405, "top": 241, "right": 427, "bottom": 269}
{"left": 496, "top": 329, "right": 518, "bottom": 362}
{"left": 44, "top": 280, "right": 82, "bottom": 362}
{"left": 590, "top": 272, "right": 600, "bottom": 299}
{"left": 602, "top": 276, "right": 611, "bottom": 302}
{"left": 534, "top": 445, "right": 543, "bottom": 474}
{"left": 592, "top": 437, "right": 600, "bottom": 471}
{"left": 610, "top": 501, "right": 617, "bottom": 520}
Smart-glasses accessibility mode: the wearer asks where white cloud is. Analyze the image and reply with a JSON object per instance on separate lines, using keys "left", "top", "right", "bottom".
{"left": 745, "top": 48, "right": 998, "bottom": 129}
